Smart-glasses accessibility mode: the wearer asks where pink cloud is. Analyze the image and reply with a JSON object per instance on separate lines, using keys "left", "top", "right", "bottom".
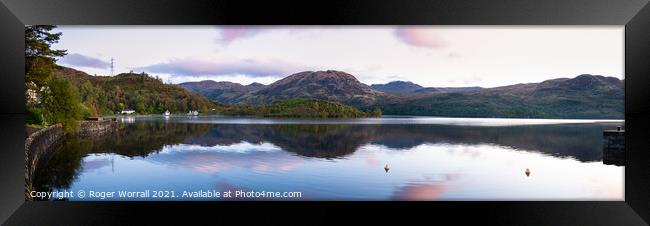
{"left": 60, "top": 53, "right": 110, "bottom": 69}
{"left": 248, "top": 160, "right": 303, "bottom": 173}
{"left": 364, "top": 153, "right": 382, "bottom": 167}
{"left": 147, "top": 145, "right": 306, "bottom": 174}
{"left": 177, "top": 154, "right": 231, "bottom": 173}
{"left": 251, "top": 164, "right": 270, "bottom": 172}
{"left": 217, "top": 26, "right": 265, "bottom": 44}
{"left": 392, "top": 181, "right": 447, "bottom": 200}
{"left": 277, "top": 161, "right": 304, "bottom": 172}
{"left": 394, "top": 27, "right": 447, "bottom": 49}
{"left": 136, "top": 57, "right": 310, "bottom": 77}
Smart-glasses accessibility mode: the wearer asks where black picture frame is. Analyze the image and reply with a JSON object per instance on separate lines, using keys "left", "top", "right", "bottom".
{"left": 1, "top": 0, "right": 649, "bottom": 225}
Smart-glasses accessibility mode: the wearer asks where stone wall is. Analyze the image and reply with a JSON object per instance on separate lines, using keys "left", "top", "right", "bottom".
{"left": 603, "top": 130, "right": 625, "bottom": 166}
{"left": 24, "top": 120, "right": 118, "bottom": 200}
{"left": 78, "top": 120, "right": 117, "bottom": 138}
{"left": 24, "top": 124, "right": 64, "bottom": 200}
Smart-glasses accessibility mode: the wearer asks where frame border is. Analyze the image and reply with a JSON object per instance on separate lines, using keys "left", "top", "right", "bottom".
{"left": 1, "top": 0, "right": 649, "bottom": 224}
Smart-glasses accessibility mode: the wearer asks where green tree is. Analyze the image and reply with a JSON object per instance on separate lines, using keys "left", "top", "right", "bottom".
{"left": 43, "top": 78, "right": 82, "bottom": 132}
{"left": 25, "top": 25, "right": 69, "bottom": 126}
{"left": 25, "top": 25, "right": 67, "bottom": 87}
{"left": 369, "top": 107, "right": 382, "bottom": 117}
{"left": 26, "top": 107, "right": 47, "bottom": 126}
{"left": 133, "top": 96, "right": 146, "bottom": 113}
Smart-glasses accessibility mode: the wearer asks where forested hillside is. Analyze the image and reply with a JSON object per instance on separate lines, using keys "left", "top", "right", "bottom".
{"left": 220, "top": 98, "right": 381, "bottom": 118}
{"left": 52, "top": 66, "right": 219, "bottom": 116}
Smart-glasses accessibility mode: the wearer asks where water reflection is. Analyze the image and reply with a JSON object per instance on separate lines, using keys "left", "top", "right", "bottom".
{"left": 392, "top": 180, "right": 447, "bottom": 200}
{"left": 146, "top": 142, "right": 303, "bottom": 173}
{"left": 66, "top": 121, "right": 615, "bottom": 161}
{"left": 33, "top": 118, "right": 623, "bottom": 200}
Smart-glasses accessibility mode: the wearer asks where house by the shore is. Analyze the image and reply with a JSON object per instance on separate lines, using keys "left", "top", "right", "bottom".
{"left": 120, "top": 109, "right": 136, "bottom": 115}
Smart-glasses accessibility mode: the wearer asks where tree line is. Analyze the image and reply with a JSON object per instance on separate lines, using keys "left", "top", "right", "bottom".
{"left": 221, "top": 98, "right": 382, "bottom": 118}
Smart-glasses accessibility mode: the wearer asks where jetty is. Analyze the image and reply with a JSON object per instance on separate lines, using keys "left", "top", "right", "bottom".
{"left": 603, "top": 126, "right": 624, "bottom": 166}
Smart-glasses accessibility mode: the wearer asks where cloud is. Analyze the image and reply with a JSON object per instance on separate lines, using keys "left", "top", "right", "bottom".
{"left": 81, "top": 157, "right": 112, "bottom": 172}
{"left": 135, "top": 57, "right": 309, "bottom": 77}
{"left": 59, "top": 53, "right": 111, "bottom": 69}
{"left": 394, "top": 27, "right": 447, "bottom": 49}
{"left": 447, "top": 51, "right": 462, "bottom": 58}
{"left": 145, "top": 142, "right": 305, "bottom": 174}
{"left": 216, "top": 26, "right": 266, "bottom": 44}
{"left": 391, "top": 180, "right": 448, "bottom": 200}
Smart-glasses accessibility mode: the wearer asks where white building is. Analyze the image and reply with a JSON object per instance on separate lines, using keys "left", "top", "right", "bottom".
{"left": 120, "top": 109, "right": 136, "bottom": 115}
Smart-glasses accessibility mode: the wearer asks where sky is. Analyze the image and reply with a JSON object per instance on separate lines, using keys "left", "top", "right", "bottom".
{"left": 51, "top": 26, "right": 623, "bottom": 88}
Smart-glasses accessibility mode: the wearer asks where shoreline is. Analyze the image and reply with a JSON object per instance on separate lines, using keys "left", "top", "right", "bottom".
{"left": 24, "top": 124, "right": 64, "bottom": 201}
{"left": 100, "top": 115, "right": 624, "bottom": 127}
{"left": 25, "top": 120, "right": 118, "bottom": 200}
{"left": 102, "top": 114, "right": 625, "bottom": 122}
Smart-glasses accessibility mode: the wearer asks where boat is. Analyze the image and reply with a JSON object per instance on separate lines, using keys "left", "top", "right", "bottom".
{"left": 163, "top": 110, "right": 170, "bottom": 116}
{"left": 187, "top": 110, "right": 199, "bottom": 116}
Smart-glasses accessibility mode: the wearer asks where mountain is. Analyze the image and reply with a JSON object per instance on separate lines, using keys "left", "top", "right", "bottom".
{"left": 484, "top": 74, "right": 622, "bottom": 95}
{"left": 178, "top": 80, "right": 229, "bottom": 92}
{"left": 371, "top": 81, "right": 424, "bottom": 94}
{"left": 378, "top": 74, "right": 623, "bottom": 119}
{"left": 371, "top": 81, "right": 483, "bottom": 95}
{"left": 178, "top": 80, "right": 266, "bottom": 104}
{"left": 245, "top": 82, "right": 266, "bottom": 90}
{"left": 178, "top": 70, "right": 623, "bottom": 119}
{"left": 433, "top": 86, "right": 483, "bottom": 93}
{"left": 235, "top": 70, "right": 382, "bottom": 106}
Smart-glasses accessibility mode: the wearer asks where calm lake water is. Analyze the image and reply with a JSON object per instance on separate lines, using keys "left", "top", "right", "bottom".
{"left": 34, "top": 116, "right": 624, "bottom": 201}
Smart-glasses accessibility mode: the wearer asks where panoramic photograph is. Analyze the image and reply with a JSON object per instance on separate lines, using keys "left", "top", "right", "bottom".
{"left": 24, "top": 25, "right": 624, "bottom": 201}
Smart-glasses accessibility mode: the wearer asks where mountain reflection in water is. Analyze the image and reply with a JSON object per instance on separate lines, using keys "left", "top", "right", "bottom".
{"left": 33, "top": 117, "right": 623, "bottom": 201}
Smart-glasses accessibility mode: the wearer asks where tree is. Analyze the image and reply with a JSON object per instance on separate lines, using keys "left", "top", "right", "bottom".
{"left": 370, "top": 107, "right": 382, "bottom": 117}
{"left": 25, "top": 25, "right": 67, "bottom": 87}
{"left": 43, "top": 78, "right": 82, "bottom": 132}
{"left": 134, "top": 96, "right": 146, "bottom": 113}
